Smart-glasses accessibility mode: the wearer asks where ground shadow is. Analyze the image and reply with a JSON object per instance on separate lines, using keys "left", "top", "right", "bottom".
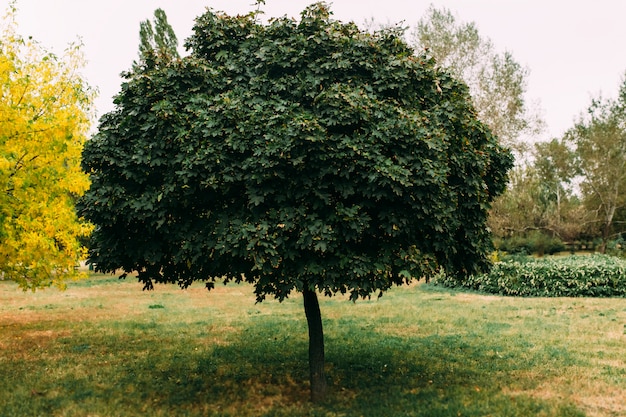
{"left": 4, "top": 314, "right": 585, "bottom": 417}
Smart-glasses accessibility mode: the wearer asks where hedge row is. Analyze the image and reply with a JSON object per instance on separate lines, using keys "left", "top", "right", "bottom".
{"left": 432, "top": 254, "right": 626, "bottom": 297}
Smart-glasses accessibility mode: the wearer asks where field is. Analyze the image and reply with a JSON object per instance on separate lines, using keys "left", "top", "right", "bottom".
{"left": 1, "top": 274, "right": 625, "bottom": 417}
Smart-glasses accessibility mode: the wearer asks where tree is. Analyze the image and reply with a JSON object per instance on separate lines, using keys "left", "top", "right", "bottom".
{"left": 489, "top": 138, "right": 588, "bottom": 249}
{"left": 533, "top": 139, "right": 575, "bottom": 214}
{"left": 80, "top": 3, "right": 513, "bottom": 402}
{"left": 132, "top": 8, "right": 180, "bottom": 72}
{"left": 410, "top": 6, "right": 543, "bottom": 155}
{"left": 532, "top": 139, "right": 585, "bottom": 242}
{"left": 488, "top": 166, "right": 543, "bottom": 237}
{"left": 565, "top": 80, "right": 626, "bottom": 253}
{"left": 488, "top": 163, "right": 586, "bottom": 253}
{"left": 0, "top": 5, "right": 93, "bottom": 290}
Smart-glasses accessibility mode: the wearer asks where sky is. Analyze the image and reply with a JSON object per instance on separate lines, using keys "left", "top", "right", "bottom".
{"left": 8, "top": 0, "right": 626, "bottom": 140}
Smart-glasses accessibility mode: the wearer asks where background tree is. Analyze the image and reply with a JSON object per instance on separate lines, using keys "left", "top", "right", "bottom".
{"left": 532, "top": 138, "right": 585, "bottom": 242}
{"left": 565, "top": 80, "right": 626, "bottom": 253}
{"left": 0, "top": 5, "right": 93, "bottom": 289}
{"left": 410, "top": 6, "right": 543, "bottom": 156}
{"left": 132, "top": 8, "right": 180, "bottom": 72}
{"left": 411, "top": 6, "right": 549, "bottom": 253}
{"left": 489, "top": 158, "right": 586, "bottom": 254}
{"left": 488, "top": 166, "right": 544, "bottom": 238}
{"left": 80, "top": 3, "right": 512, "bottom": 402}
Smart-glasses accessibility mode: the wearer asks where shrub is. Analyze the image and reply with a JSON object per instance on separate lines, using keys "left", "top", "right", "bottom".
{"left": 606, "top": 237, "right": 626, "bottom": 258}
{"left": 496, "top": 232, "right": 565, "bottom": 256}
{"left": 433, "top": 254, "right": 626, "bottom": 297}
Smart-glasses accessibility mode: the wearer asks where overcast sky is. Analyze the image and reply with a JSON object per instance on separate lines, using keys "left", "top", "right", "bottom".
{"left": 9, "top": 0, "right": 626, "bottom": 140}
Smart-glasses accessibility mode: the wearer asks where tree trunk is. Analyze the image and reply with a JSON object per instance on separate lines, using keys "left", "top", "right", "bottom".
{"left": 303, "top": 287, "right": 327, "bottom": 403}
{"left": 600, "top": 205, "right": 616, "bottom": 254}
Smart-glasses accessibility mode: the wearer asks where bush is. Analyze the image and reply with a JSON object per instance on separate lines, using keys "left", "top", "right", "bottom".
{"left": 606, "top": 236, "right": 626, "bottom": 258}
{"left": 496, "top": 232, "right": 565, "bottom": 256}
{"left": 433, "top": 254, "right": 626, "bottom": 297}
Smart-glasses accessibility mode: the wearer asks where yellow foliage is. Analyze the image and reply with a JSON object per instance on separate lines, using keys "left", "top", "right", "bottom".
{"left": 0, "top": 5, "right": 94, "bottom": 290}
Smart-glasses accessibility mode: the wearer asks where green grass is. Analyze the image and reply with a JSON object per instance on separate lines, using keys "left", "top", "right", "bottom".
{"left": 1, "top": 275, "right": 625, "bottom": 416}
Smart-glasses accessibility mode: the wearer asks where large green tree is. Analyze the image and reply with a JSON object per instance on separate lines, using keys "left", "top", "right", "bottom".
{"left": 80, "top": 3, "right": 512, "bottom": 401}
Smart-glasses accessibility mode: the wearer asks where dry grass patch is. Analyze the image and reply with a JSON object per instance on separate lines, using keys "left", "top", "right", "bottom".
{"left": 505, "top": 375, "right": 626, "bottom": 417}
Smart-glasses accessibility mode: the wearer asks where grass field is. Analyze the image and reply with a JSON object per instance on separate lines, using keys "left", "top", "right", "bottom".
{"left": 1, "top": 274, "right": 624, "bottom": 417}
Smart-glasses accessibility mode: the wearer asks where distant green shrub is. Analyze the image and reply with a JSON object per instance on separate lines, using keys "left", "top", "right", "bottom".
{"left": 496, "top": 232, "right": 565, "bottom": 256}
{"left": 433, "top": 254, "right": 626, "bottom": 297}
{"left": 606, "top": 237, "right": 626, "bottom": 258}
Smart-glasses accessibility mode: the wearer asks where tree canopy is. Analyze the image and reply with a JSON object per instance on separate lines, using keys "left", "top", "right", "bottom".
{"left": 80, "top": 3, "right": 512, "bottom": 401}
{"left": 0, "top": 5, "right": 93, "bottom": 289}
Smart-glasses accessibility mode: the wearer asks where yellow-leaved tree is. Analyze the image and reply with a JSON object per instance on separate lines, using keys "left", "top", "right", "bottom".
{"left": 0, "top": 5, "right": 93, "bottom": 290}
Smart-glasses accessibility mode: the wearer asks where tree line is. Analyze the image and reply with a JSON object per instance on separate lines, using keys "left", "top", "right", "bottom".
{"left": 488, "top": 71, "right": 626, "bottom": 255}
{"left": 412, "top": 6, "right": 626, "bottom": 256}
